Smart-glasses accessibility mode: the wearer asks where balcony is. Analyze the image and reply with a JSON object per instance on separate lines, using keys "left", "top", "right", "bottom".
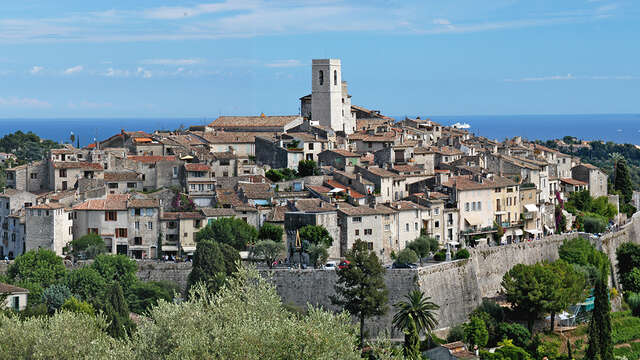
{"left": 523, "top": 212, "right": 535, "bottom": 220}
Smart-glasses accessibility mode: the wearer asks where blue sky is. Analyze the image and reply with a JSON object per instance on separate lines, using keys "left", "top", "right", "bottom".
{"left": 0, "top": 0, "right": 638, "bottom": 118}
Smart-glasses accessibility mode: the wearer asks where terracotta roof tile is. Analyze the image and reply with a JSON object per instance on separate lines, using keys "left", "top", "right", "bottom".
{"left": 128, "top": 155, "right": 177, "bottom": 163}
{"left": 209, "top": 115, "right": 301, "bottom": 129}
{"left": 161, "top": 211, "right": 205, "bottom": 220}
{"left": 442, "top": 175, "right": 516, "bottom": 191}
{"left": 0, "top": 282, "right": 29, "bottom": 294}
{"left": 338, "top": 203, "right": 396, "bottom": 216}
{"left": 73, "top": 194, "right": 129, "bottom": 210}
{"left": 52, "top": 161, "right": 103, "bottom": 170}
{"left": 127, "top": 199, "right": 160, "bottom": 208}
{"left": 185, "top": 163, "right": 211, "bottom": 172}
{"left": 104, "top": 171, "right": 140, "bottom": 182}
{"left": 561, "top": 178, "right": 588, "bottom": 186}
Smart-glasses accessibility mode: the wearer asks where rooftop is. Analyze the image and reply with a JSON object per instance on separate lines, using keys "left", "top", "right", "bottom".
{"left": 209, "top": 115, "right": 301, "bottom": 129}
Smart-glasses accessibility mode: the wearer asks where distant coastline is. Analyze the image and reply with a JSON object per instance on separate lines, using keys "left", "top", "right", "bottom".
{"left": 0, "top": 113, "right": 638, "bottom": 146}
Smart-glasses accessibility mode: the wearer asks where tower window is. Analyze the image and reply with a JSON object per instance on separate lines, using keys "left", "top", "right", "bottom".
{"left": 319, "top": 70, "right": 324, "bottom": 85}
{"left": 334, "top": 70, "right": 337, "bottom": 85}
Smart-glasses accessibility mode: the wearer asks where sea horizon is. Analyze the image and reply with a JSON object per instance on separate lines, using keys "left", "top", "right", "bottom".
{"left": 0, "top": 113, "right": 638, "bottom": 147}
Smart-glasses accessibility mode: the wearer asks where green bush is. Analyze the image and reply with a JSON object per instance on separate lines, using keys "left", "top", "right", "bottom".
{"left": 582, "top": 213, "right": 607, "bottom": 233}
{"left": 433, "top": 249, "right": 446, "bottom": 262}
{"left": 446, "top": 324, "right": 465, "bottom": 343}
{"left": 41, "top": 285, "right": 72, "bottom": 314}
{"left": 455, "top": 249, "right": 470, "bottom": 260}
{"left": 497, "top": 322, "right": 531, "bottom": 348}
{"left": 396, "top": 248, "right": 418, "bottom": 265}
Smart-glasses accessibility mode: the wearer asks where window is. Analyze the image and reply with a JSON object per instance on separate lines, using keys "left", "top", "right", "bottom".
{"left": 127, "top": 182, "right": 136, "bottom": 189}
{"left": 465, "top": 202, "right": 469, "bottom": 211}
{"left": 384, "top": 224, "right": 390, "bottom": 231}
{"left": 89, "top": 228, "right": 98, "bottom": 234}
{"left": 472, "top": 202, "right": 476, "bottom": 211}
{"left": 105, "top": 211, "right": 117, "bottom": 221}
{"left": 434, "top": 208, "right": 439, "bottom": 215}
{"left": 116, "top": 228, "right": 128, "bottom": 238}
{"left": 364, "top": 229, "right": 372, "bottom": 235}
{"left": 59, "top": 169, "right": 67, "bottom": 178}
{"left": 168, "top": 221, "right": 177, "bottom": 229}
{"left": 30, "top": 173, "right": 37, "bottom": 179}
{"left": 134, "top": 237, "right": 142, "bottom": 245}
{"left": 353, "top": 217, "right": 362, "bottom": 223}
{"left": 11, "top": 233, "right": 15, "bottom": 242}
{"left": 134, "top": 208, "right": 141, "bottom": 216}
{"left": 494, "top": 188, "right": 501, "bottom": 193}
{"left": 12, "top": 296, "right": 19, "bottom": 311}
{"left": 334, "top": 70, "right": 337, "bottom": 85}
{"left": 62, "top": 181, "right": 67, "bottom": 190}
{"left": 69, "top": 226, "right": 72, "bottom": 235}
{"left": 405, "top": 223, "right": 409, "bottom": 232}
{"left": 355, "top": 229, "right": 359, "bottom": 236}
{"left": 108, "top": 183, "right": 118, "bottom": 189}
{"left": 135, "top": 221, "right": 140, "bottom": 230}
{"left": 173, "top": 167, "right": 178, "bottom": 177}
{"left": 367, "top": 242, "right": 373, "bottom": 250}
{"left": 308, "top": 143, "right": 314, "bottom": 150}
{"left": 195, "top": 220, "right": 201, "bottom": 228}
{"left": 415, "top": 222, "right": 419, "bottom": 230}
{"left": 319, "top": 70, "right": 324, "bottom": 85}
{"left": 434, "top": 220, "right": 440, "bottom": 228}
{"left": 477, "top": 201, "right": 482, "bottom": 210}
{"left": 184, "top": 232, "right": 188, "bottom": 238}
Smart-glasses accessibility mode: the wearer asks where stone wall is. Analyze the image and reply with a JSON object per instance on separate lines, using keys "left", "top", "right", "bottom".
{"left": 136, "top": 261, "right": 192, "bottom": 290}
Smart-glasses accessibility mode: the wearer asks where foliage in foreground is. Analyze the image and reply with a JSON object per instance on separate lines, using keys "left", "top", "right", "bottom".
{"left": 0, "top": 266, "right": 363, "bottom": 360}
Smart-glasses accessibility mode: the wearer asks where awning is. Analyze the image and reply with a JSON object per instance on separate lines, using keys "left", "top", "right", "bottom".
{"left": 525, "top": 229, "right": 542, "bottom": 235}
{"left": 329, "top": 187, "right": 344, "bottom": 193}
{"left": 544, "top": 225, "right": 552, "bottom": 233}
{"left": 447, "top": 241, "right": 460, "bottom": 246}
{"left": 162, "top": 246, "right": 179, "bottom": 252}
{"left": 464, "top": 218, "right": 480, "bottom": 226}
{"left": 494, "top": 211, "right": 507, "bottom": 215}
{"left": 514, "top": 229, "right": 524, "bottom": 236}
{"left": 524, "top": 204, "right": 538, "bottom": 212}
{"left": 181, "top": 246, "right": 196, "bottom": 252}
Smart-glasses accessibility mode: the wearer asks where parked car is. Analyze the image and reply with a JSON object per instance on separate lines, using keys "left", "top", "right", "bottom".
{"left": 392, "top": 262, "right": 418, "bottom": 269}
{"left": 338, "top": 260, "right": 351, "bottom": 270}
{"left": 324, "top": 261, "right": 338, "bottom": 270}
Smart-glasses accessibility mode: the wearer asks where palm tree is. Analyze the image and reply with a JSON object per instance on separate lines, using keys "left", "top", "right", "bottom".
{"left": 393, "top": 290, "right": 440, "bottom": 348}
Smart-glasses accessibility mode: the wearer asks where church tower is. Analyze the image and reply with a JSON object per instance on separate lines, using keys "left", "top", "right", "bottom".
{"left": 311, "top": 59, "right": 344, "bottom": 133}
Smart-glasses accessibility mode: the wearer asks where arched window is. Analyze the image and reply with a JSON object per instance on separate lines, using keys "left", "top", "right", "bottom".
{"left": 334, "top": 70, "right": 337, "bottom": 85}
{"left": 319, "top": 70, "right": 324, "bottom": 85}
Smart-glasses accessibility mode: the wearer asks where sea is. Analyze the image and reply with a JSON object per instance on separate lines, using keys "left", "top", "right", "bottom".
{"left": 0, "top": 114, "right": 638, "bottom": 147}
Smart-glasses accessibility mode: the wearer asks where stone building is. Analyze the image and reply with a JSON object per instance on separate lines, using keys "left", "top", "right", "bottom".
{"left": 337, "top": 202, "right": 396, "bottom": 262}
{"left": 571, "top": 163, "right": 608, "bottom": 198}
{"left": 159, "top": 211, "right": 205, "bottom": 258}
{"left": 254, "top": 136, "right": 304, "bottom": 170}
{"left": 25, "top": 203, "right": 73, "bottom": 256}
{"left": 124, "top": 155, "right": 183, "bottom": 191}
{"left": 0, "top": 189, "right": 38, "bottom": 257}
{"left": 104, "top": 171, "right": 144, "bottom": 194}
{"left": 49, "top": 161, "right": 104, "bottom": 191}
{"left": 5, "top": 161, "right": 48, "bottom": 192}
{"left": 183, "top": 163, "right": 215, "bottom": 207}
{"left": 284, "top": 201, "right": 340, "bottom": 260}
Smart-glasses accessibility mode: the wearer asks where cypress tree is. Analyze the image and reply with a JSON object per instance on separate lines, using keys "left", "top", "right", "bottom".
{"left": 614, "top": 158, "right": 634, "bottom": 204}
{"left": 567, "top": 339, "right": 572, "bottom": 359}
{"left": 104, "top": 282, "right": 134, "bottom": 338}
{"left": 596, "top": 277, "right": 613, "bottom": 360}
{"left": 585, "top": 313, "right": 600, "bottom": 360}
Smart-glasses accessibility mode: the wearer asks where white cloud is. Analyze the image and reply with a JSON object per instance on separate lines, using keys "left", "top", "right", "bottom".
{"left": 64, "top": 65, "right": 83, "bottom": 75}
{"left": 104, "top": 68, "right": 130, "bottom": 77}
{"left": 0, "top": 96, "right": 50, "bottom": 108}
{"left": 265, "top": 59, "right": 303, "bottom": 68}
{"left": 30, "top": 66, "right": 43, "bottom": 74}
{"left": 136, "top": 67, "right": 152, "bottom": 78}
{"left": 140, "top": 58, "right": 204, "bottom": 65}
{"left": 143, "top": 1, "right": 260, "bottom": 20}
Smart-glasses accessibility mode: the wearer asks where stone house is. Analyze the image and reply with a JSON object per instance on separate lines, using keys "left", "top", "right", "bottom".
{"left": 337, "top": 202, "right": 396, "bottom": 262}
{"left": 72, "top": 194, "right": 160, "bottom": 258}
{"left": 124, "top": 155, "right": 183, "bottom": 191}
{"left": 254, "top": 136, "right": 304, "bottom": 170}
{"left": 281, "top": 132, "right": 332, "bottom": 162}
{"left": 25, "top": 203, "right": 73, "bottom": 256}
{"left": 347, "top": 128, "right": 400, "bottom": 154}
{"left": 49, "top": 162, "right": 104, "bottom": 191}
{"left": 384, "top": 201, "right": 425, "bottom": 251}
{"left": 560, "top": 178, "right": 588, "bottom": 194}
{"left": 196, "top": 131, "right": 273, "bottom": 157}
{"left": 5, "top": 209, "right": 26, "bottom": 258}
{"left": 317, "top": 149, "right": 360, "bottom": 171}
{"left": 572, "top": 163, "right": 608, "bottom": 198}
{"left": 184, "top": 163, "right": 215, "bottom": 207}
{"left": 5, "top": 161, "right": 48, "bottom": 192}
{"left": 431, "top": 146, "right": 464, "bottom": 166}
{"left": 520, "top": 184, "right": 542, "bottom": 239}
{"left": 441, "top": 175, "right": 498, "bottom": 238}
{"left": 104, "top": 171, "right": 144, "bottom": 194}
{"left": 356, "top": 166, "right": 407, "bottom": 203}
{"left": 201, "top": 208, "right": 236, "bottom": 225}
{"left": 159, "top": 211, "right": 205, "bottom": 258}
{"left": 284, "top": 200, "right": 340, "bottom": 260}
{"left": 0, "top": 283, "right": 29, "bottom": 311}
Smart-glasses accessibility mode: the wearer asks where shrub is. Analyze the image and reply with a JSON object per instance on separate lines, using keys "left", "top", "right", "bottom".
{"left": 497, "top": 322, "right": 531, "bottom": 348}
{"left": 41, "top": 285, "right": 72, "bottom": 314}
{"left": 396, "top": 248, "right": 418, "bottom": 265}
{"left": 455, "top": 249, "right": 470, "bottom": 260}
{"left": 61, "top": 297, "right": 95, "bottom": 316}
{"left": 464, "top": 316, "right": 488, "bottom": 348}
{"left": 447, "top": 324, "right": 465, "bottom": 343}
{"left": 433, "top": 249, "right": 446, "bottom": 262}
{"left": 583, "top": 213, "right": 607, "bottom": 233}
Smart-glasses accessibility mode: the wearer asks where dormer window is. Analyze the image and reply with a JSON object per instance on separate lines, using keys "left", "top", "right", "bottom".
{"left": 319, "top": 70, "right": 324, "bottom": 85}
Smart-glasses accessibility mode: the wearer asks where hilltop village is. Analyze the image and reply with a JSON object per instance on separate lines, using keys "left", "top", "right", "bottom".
{"left": 0, "top": 59, "right": 616, "bottom": 263}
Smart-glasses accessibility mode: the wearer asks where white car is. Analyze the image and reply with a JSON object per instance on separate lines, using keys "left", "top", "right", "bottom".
{"left": 324, "top": 261, "right": 338, "bottom": 270}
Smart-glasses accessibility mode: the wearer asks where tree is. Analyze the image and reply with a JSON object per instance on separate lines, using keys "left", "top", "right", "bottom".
{"left": 614, "top": 157, "right": 634, "bottom": 205}
{"left": 559, "top": 237, "right": 609, "bottom": 272}
{"left": 392, "top": 290, "right": 439, "bottom": 354}
{"left": 626, "top": 291, "right": 640, "bottom": 317}
{"left": 616, "top": 242, "right": 640, "bottom": 291}
{"left": 126, "top": 281, "right": 175, "bottom": 315}
{"left": 331, "top": 240, "right": 388, "bottom": 347}
{"left": 187, "top": 240, "right": 227, "bottom": 295}
{"left": 218, "top": 243, "right": 241, "bottom": 276}
{"left": 480, "top": 339, "right": 532, "bottom": 360}
{"left": 297, "top": 160, "right": 319, "bottom": 177}
{"left": 497, "top": 322, "right": 531, "bottom": 349}
{"left": 196, "top": 217, "right": 258, "bottom": 250}
{"left": 252, "top": 240, "right": 284, "bottom": 268}
{"left": 69, "top": 233, "right": 106, "bottom": 259}
{"left": 501, "top": 263, "right": 550, "bottom": 332}
{"left": 455, "top": 249, "right": 470, "bottom": 260}
{"left": 258, "top": 223, "right": 283, "bottom": 242}
{"left": 546, "top": 261, "right": 585, "bottom": 331}
{"left": 104, "top": 282, "right": 135, "bottom": 339}
{"left": 464, "top": 316, "right": 489, "bottom": 348}
{"left": 407, "top": 236, "right": 438, "bottom": 265}
{"left": 396, "top": 248, "right": 418, "bottom": 265}
{"left": 61, "top": 296, "right": 95, "bottom": 316}
{"left": 8, "top": 249, "right": 67, "bottom": 289}
{"left": 41, "top": 284, "right": 72, "bottom": 314}
{"left": 90, "top": 254, "right": 138, "bottom": 293}
{"left": 63, "top": 266, "right": 106, "bottom": 304}
{"left": 299, "top": 224, "right": 333, "bottom": 248}
{"left": 585, "top": 275, "right": 613, "bottom": 360}
{"left": 307, "top": 243, "right": 329, "bottom": 268}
